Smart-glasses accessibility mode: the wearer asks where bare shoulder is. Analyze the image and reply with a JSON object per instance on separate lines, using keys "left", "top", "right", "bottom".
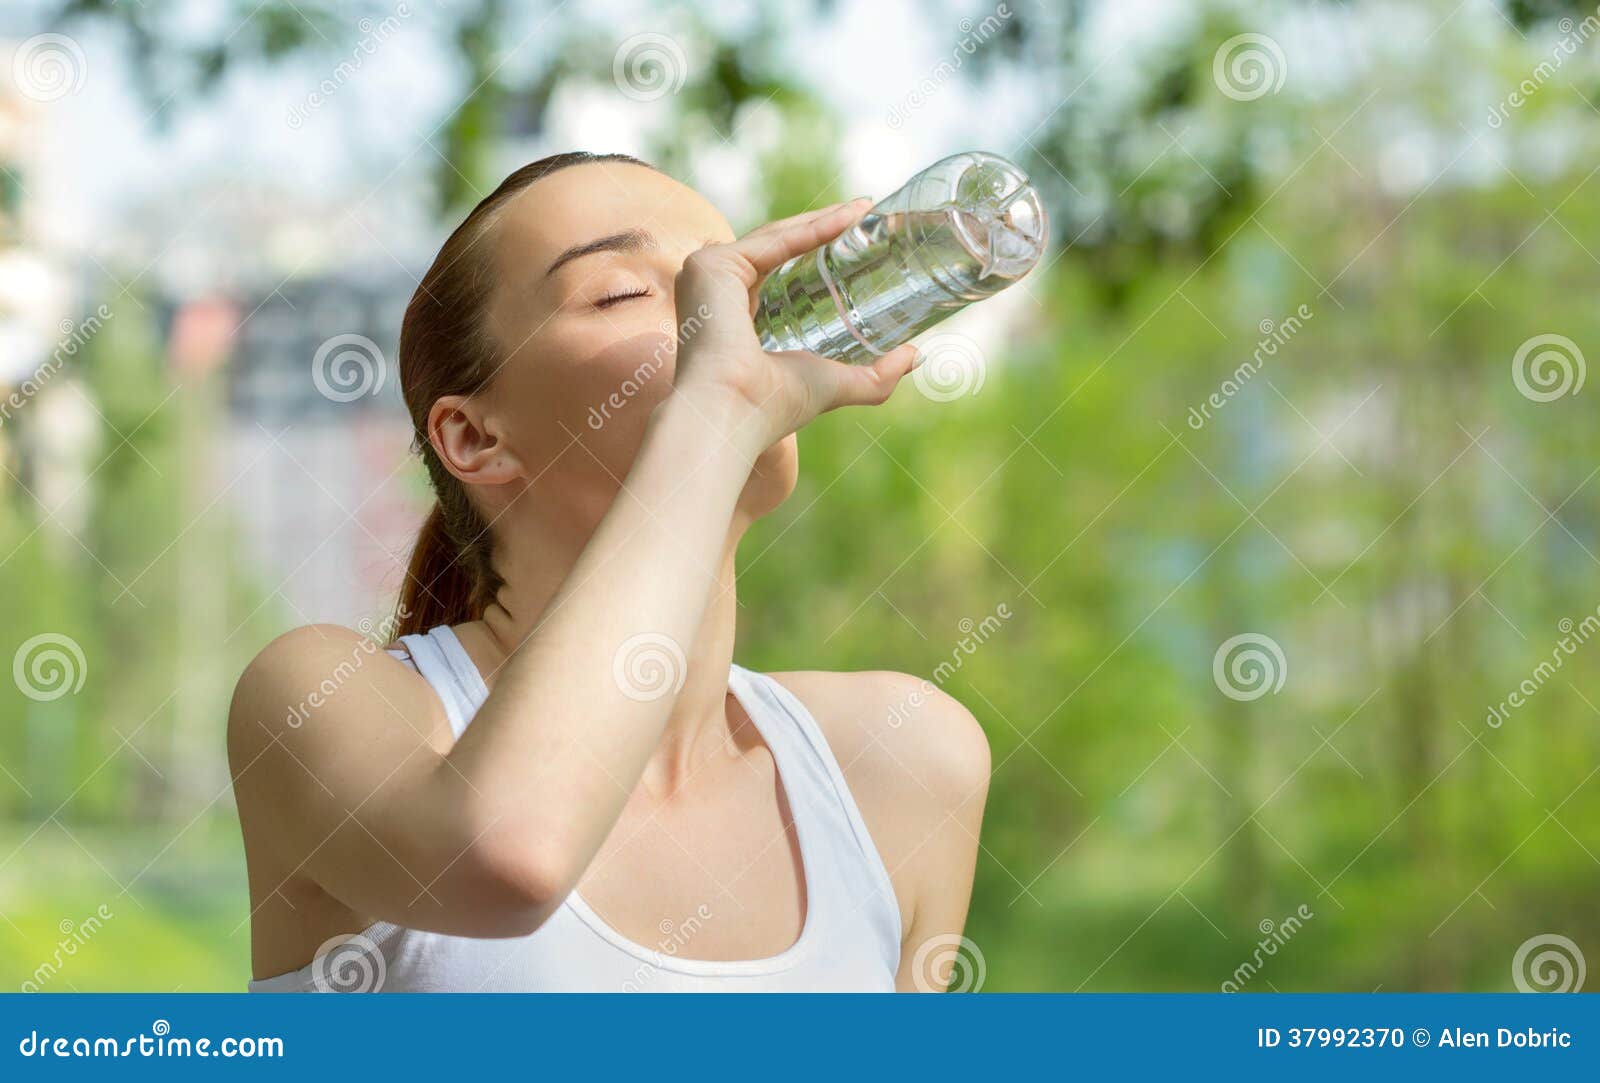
{"left": 771, "top": 668, "right": 985, "bottom": 803}
{"left": 227, "top": 623, "right": 448, "bottom": 768}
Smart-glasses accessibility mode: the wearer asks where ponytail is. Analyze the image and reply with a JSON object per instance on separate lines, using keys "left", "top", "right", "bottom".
{"left": 395, "top": 504, "right": 478, "bottom": 637}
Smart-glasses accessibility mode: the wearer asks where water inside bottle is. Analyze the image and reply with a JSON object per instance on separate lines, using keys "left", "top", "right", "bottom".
{"left": 754, "top": 155, "right": 1046, "bottom": 365}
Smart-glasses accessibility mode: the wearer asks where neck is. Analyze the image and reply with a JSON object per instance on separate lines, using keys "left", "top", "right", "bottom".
{"left": 468, "top": 497, "right": 748, "bottom": 793}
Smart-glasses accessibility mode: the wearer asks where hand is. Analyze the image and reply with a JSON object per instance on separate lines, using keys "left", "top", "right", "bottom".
{"left": 669, "top": 199, "right": 919, "bottom": 450}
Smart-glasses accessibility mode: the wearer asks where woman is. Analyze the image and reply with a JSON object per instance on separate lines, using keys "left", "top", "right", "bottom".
{"left": 228, "top": 152, "right": 990, "bottom": 992}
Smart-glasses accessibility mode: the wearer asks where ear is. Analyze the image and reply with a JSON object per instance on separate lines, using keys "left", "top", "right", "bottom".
{"left": 427, "top": 394, "right": 525, "bottom": 486}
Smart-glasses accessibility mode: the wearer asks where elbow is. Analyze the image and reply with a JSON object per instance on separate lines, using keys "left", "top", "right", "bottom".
{"left": 456, "top": 819, "right": 583, "bottom": 937}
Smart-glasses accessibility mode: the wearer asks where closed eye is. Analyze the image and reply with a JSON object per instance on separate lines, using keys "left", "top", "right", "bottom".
{"left": 595, "top": 287, "right": 650, "bottom": 309}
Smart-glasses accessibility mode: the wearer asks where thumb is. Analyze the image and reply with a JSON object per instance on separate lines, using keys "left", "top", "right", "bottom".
{"left": 826, "top": 343, "right": 920, "bottom": 410}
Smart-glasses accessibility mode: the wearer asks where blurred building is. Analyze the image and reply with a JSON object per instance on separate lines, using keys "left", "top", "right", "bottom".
{"left": 218, "top": 272, "right": 425, "bottom": 629}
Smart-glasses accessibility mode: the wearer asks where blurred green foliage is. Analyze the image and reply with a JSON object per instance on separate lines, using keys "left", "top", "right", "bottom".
{"left": 4, "top": 0, "right": 1597, "bottom": 991}
{"left": 747, "top": 166, "right": 1600, "bottom": 990}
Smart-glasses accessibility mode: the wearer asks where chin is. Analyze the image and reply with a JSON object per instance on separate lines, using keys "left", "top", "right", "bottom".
{"left": 739, "top": 434, "right": 800, "bottom": 520}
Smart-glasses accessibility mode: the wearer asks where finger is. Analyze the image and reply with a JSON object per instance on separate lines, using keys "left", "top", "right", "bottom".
{"left": 733, "top": 198, "right": 873, "bottom": 275}
{"left": 678, "top": 199, "right": 867, "bottom": 296}
{"left": 823, "top": 343, "right": 919, "bottom": 410}
{"left": 738, "top": 205, "right": 859, "bottom": 317}
{"left": 741, "top": 199, "right": 863, "bottom": 242}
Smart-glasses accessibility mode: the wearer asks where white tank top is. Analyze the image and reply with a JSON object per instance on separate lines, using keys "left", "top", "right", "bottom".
{"left": 248, "top": 625, "right": 902, "bottom": 992}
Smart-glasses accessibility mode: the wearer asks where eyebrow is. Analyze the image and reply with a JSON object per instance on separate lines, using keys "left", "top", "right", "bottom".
{"left": 545, "top": 228, "right": 658, "bottom": 278}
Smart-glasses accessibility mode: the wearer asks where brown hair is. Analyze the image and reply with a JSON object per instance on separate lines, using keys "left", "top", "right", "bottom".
{"left": 394, "top": 151, "right": 649, "bottom": 636}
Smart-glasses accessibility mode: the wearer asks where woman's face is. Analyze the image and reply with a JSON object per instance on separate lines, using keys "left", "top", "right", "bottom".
{"left": 475, "top": 160, "right": 800, "bottom": 540}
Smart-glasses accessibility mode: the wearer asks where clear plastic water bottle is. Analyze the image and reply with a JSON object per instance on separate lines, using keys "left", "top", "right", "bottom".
{"left": 754, "top": 151, "right": 1048, "bottom": 366}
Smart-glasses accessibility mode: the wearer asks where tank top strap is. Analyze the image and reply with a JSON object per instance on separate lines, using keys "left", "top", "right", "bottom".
{"left": 727, "top": 664, "right": 903, "bottom": 963}
{"left": 393, "top": 627, "right": 489, "bottom": 739}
